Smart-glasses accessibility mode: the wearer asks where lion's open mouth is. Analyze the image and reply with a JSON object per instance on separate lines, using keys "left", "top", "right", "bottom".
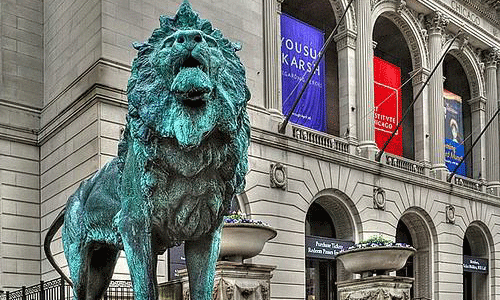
{"left": 171, "top": 55, "right": 213, "bottom": 107}
{"left": 181, "top": 56, "right": 205, "bottom": 71}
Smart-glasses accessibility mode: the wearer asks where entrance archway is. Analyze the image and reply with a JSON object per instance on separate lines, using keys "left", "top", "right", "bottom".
{"left": 463, "top": 223, "right": 491, "bottom": 300}
{"left": 397, "top": 208, "right": 436, "bottom": 300}
{"left": 305, "top": 191, "right": 358, "bottom": 300}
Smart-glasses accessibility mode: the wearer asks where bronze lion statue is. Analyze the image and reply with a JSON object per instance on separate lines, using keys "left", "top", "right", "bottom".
{"left": 44, "top": 1, "right": 250, "bottom": 299}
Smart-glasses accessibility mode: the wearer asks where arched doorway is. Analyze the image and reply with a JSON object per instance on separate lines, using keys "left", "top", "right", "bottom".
{"left": 305, "top": 202, "right": 337, "bottom": 300}
{"left": 305, "top": 194, "right": 357, "bottom": 300}
{"left": 463, "top": 224, "right": 490, "bottom": 300}
{"left": 397, "top": 208, "right": 436, "bottom": 300}
{"left": 396, "top": 220, "right": 414, "bottom": 296}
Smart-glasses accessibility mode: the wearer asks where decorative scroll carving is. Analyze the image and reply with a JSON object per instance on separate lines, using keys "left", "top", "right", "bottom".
{"left": 373, "top": 187, "right": 386, "bottom": 210}
{"left": 446, "top": 205, "right": 456, "bottom": 224}
{"left": 371, "top": 1, "right": 430, "bottom": 73}
{"left": 270, "top": 163, "right": 287, "bottom": 189}
{"left": 450, "top": 42, "right": 485, "bottom": 99}
{"left": 482, "top": 48, "right": 499, "bottom": 68}
{"left": 331, "top": 0, "right": 357, "bottom": 32}
{"left": 342, "top": 288, "right": 410, "bottom": 300}
{"left": 425, "top": 12, "right": 449, "bottom": 36}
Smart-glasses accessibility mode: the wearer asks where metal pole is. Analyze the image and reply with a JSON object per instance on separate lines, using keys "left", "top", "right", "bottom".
{"left": 59, "top": 277, "right": 64, "bottom": 300}
{"left": 446, "top": 106, "right": 500, "bottom": 182}
{"left": 375, "top": 31, "right": 462, "bottom": 162}
{"left": 278, "top": 0, "right": 356, "bottom": 134}
{"left": 40, "top": 281, "right": 45, "bottom": 300}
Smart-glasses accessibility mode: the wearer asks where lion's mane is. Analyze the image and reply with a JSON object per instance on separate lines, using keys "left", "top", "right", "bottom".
{"left": 117, "top": 1, "right": 251, "bottom": 245}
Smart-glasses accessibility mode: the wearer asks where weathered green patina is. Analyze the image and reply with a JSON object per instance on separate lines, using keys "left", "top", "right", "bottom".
{"left": 44, "top": 1, "right": 250, "bottom": 299}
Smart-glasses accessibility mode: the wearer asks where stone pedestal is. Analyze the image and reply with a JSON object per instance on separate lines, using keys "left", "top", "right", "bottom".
{"left": 178, "top": 261, "right": 276, "bottom": 300}
{"left": 337, "top": 275, "right": 413, "bottom": 300}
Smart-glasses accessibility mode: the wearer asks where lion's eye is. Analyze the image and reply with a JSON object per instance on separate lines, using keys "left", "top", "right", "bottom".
{"left": 194, "top": 35, "right": 202, "bottom": 43}
{"left": 177, "top": 36, "right": 185, "bottom": 43}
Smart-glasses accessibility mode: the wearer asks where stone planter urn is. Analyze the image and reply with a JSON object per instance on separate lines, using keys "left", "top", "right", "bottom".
{"left": 219, "top": 223, "right": 277, "bottom": 263}
{"left": 336, "top": 246, "right": 416, "bottom": 277}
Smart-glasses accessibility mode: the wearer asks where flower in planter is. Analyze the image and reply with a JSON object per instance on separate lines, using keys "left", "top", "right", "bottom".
{"left": 345, "top": 235, "right": 414, "bottom": 251}
{"left": 223, "top": 211, "right": 271, "bottom": 226}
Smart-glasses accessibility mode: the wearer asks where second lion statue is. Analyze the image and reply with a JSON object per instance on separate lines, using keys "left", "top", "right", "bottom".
{"left": 44, "top": 1, "right": 251, "bottom": 300}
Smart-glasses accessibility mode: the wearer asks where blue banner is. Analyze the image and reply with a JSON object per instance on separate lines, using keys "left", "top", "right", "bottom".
{"left": 444, "top": 90, "right": 466, "bottom": 176}
{"left": 281, "top": 14, "right": 326, "bottom": 132}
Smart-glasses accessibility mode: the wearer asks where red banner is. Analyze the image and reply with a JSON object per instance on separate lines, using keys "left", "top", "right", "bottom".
{"left": 374, "top": 57, "right": 403, "bottom": 156}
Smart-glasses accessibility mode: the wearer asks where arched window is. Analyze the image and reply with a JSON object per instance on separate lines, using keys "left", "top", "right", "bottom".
{"left": 443, "top": 54, "right": 473, "bottom": 178}
{"left": 372, "top": 16, "right": 415, "bottom": 160}
{"left": 281, "top": 0, "right": 339, "bottom": 136}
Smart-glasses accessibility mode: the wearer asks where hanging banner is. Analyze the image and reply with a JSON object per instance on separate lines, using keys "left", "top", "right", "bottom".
{"left": 281, "top": 13, "right": 326, "bottom": 132}
{"left": 444, "top": 90, "right": 466, "bottom": 176}
{"left": 374, "top": 57, "right": 403, "bottom": 156}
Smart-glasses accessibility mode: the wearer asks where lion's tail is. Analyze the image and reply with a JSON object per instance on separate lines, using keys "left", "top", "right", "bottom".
{"left": 43, "top": 208, "right": 73, "bottom": 287}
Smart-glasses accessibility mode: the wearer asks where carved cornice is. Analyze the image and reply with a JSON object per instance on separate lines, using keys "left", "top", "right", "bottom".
{"left": 410, "top": 67, "right": 430, "bottom": 86}
{"left": 462, "top": 0, "right": 500, "bottom": 25}
{"left": 335, "top": 29, "right": 357, "bottom": 51}
{"left": 468, "top": 96, "right": 487, "bottom": 112}
{"left": 425, "top": 12, "right": 449, "bottom": 35}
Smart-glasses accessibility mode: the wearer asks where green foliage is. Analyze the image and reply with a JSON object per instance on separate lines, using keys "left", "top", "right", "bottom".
{"left": 359, "top": 235, "right": 394, "bottom": 245}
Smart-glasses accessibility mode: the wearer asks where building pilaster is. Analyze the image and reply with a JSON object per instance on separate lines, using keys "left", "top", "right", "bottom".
{"left": 425, "top": 12, "right": 449, "bottom": 179}
{"left": 468, "top": 96, "right": 486, "bottom": 181}
{"left": 411, "top": 68, "right": 431, "bottom": 167}
{"left": 484, "top": 49, "right": 500, "bottom": 192}
{"left": 263, "top": 0, "right": 283, "bottom": 119}
{"left": 355, "top": 0, "right": 377, "bottom": 159}
{"left": 335, "top": 29, "right": 357, "bottom": 142}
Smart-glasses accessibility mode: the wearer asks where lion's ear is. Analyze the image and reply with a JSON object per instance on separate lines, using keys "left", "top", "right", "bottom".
{"left": 133, "top": 42, "right": 152, "bottom": 54}
{"left": 232, "top": 42, "right": 242, "bottom": 52}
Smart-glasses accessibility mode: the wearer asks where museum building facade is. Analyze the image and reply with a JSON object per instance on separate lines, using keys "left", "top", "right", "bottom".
{"left": 2, "top": 0, "right": 500, "bottom": 299}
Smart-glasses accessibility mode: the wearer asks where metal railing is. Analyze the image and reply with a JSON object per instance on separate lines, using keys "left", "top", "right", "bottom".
{"left": 1, "top": 278, "right": 133, "bottom": 300}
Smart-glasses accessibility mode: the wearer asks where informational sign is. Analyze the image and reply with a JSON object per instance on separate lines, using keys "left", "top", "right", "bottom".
{"left": 444, "top": 90, "right": 466, "bottom": 176}
{"left": 305, "top": 235, "right": 354, "bottom": 260}
{"left": 168, "top": 244, "right": 186, "bottom": 280}
{"left": 374, "top": 57, "right": 403, "bottom": 156}
{"left": 281, "top": 13, "right": 326, "bottom": 132}
{"left": 464, "top": 255, "right": 488, "bottom": 273}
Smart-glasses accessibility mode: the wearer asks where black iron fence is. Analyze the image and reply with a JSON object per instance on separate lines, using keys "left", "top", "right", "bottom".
{"left": 0, "top": 278, "right": 133, "bottom": 300}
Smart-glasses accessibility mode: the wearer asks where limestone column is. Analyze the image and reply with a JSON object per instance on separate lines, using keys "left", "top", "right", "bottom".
{"left": 425, "top": 12, "right": 449, "bottom": 179}
{"left": 484, "top": 49, "right": 500, "bottom": 192}
{"left": 263, "top": 0, "right": 283, "bottom": 118}
{"left": 355, "top": 0, "right": 377, "bottom": 159}
{"left": 468, "top": 96, "right": 486, "bottom": 182}
{"left": 412, "top": 68, "right": 431, "bottom": 168}
{"left": 335, "top": 29, "right": 357, "bottom": 144}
